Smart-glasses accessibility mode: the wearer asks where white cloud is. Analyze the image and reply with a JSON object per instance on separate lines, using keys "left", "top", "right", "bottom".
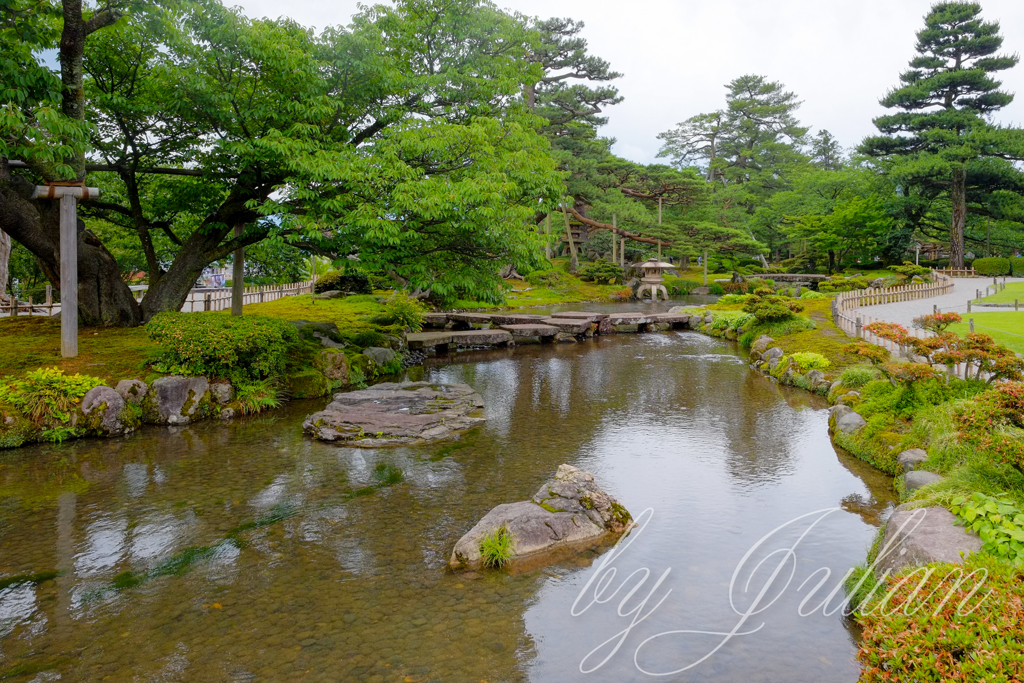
{"left": 233, "top": 0, "right": 1024, "bottom": 164}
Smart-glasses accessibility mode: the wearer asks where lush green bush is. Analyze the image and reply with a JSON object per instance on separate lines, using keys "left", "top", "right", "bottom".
{"left": 370, "top": 291, "right": 426, "bottom": 332}
{"left": 789, "top": 352, "right": 830, "bottom": 372}
{"left": 742, "top": 292, "right": 804, "bottom": 322}
{"left": 717, "top": 294, "right": 752, "bottom": 305}
{"left": 314, "top": 270, "right": 372, "bottom": 294}
{"left": 146, "top": 313, "right": 298, "bottom": 382}
{"left": 972, "top": 257, "right": 1010, "bottom": 276}
{"left": 819, "top": 276, "right": 872, "bottom": 293}
{"left": 0, "top": 368, "right": 104, "bottom": 442}
{"left": 1011, "top": 257, "right": 1024, "bottom": 278}
{"left": 525, "top": 269, "right": 568, "bottom": 287}
{"left": 232, "top": 379, "right": 283, "bottom": 416}
{"left": 708, "top": 283, "right": 725, "bottom": 295}
{"left": 890, "top": 261, "right": 932, "bottom": 280}
{"left": 840, "top": 366, "right": 879, "bottom": 389}
{"left": 799, "top": 290, "right": 829, "bottom": 299}
{"left": 578, "top": 260, "right": 624, "bottom": 284}
{"left": 664, "top": 278, "right": 698, "bottom": 296}
{"left": 951, "top": 492, "right": 1024, "bottom": 567}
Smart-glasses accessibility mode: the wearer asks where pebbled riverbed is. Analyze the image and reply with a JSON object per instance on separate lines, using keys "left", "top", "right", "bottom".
{"left": 0, "top": 328, "right": 894, "bottom": 682}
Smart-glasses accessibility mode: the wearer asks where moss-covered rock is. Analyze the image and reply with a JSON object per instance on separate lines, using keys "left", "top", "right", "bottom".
{"left": 141, "top": 376, "right": 213, "bottom": 425}
{"left": 0, "top": 404, "right": 38, "bottom": 449}
{"left": 314, "top": 349, "right": 349, "bottom": 384}
{"left": 286, "top": 369, "right": 332, "bottom": 399}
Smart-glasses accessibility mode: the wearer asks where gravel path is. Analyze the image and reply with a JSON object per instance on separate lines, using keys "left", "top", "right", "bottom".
{"left": 854, "top": 277, "right": 1024, "bottom": 328}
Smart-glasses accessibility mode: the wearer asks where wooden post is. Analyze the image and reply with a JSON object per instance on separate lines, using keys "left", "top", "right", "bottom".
{"left": 620, "top": 237, "right": 626, "bottom": 270}
{"left": 231, "top": 224, "right": 244, "bottom": 316}
{"left": 969, "top": 318, "right": 974, "bottom": 333}
{"left": 968, "top": 300, "right": 972, "bottom": 313}
{"left": 611, "top": 215, "right": 617, "bottom": 264}
{"left": 855, "top": 316, "right": 862, "bottom": 339}
{"left": 560, "top": 201, "right": 578, "bottom": 273}
{"left": 59, "top": 195, "right": 78, "bottom": 357}
{"left": 657, "top": 197, "right": 663, "bottom": 261}
{"left": 545, "top": 215, "right": 551, "bottom": 260}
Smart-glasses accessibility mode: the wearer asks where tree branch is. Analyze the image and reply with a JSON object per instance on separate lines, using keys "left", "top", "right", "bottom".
{"left": 566, "top": 207, "right": 672, "bottom": 246}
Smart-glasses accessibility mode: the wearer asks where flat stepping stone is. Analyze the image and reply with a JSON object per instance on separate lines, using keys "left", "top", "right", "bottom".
{"left": 499, "top": 324, "right": 560, "bottom": 337}
{"left": 406, "top": 331, "right": 454, "bottom": 349}
{"left": 450, "top": 329, "right": 513, "bottom": 346}
{"left": 607, "top": 312, "right": 658, "bottom": 325}
{"left": 448, "top": 312, "right": 496, "bottom": 325}
{"left": 488, "top": 313, "right": 547, "bottom": 325}
{"left": 652, "top": 312, "right": 692, "bottom": 324}
{"left": 303, "top": 381, "right": 485, "bottom": 447}
{"left": 422, "top": 313, "right": 448, "bottom": 327}
{"left": 540, "top": 317, "right": 592, "bottom": 334}
{"left": 548, "top": 311, "right": 609, "bottom": 321}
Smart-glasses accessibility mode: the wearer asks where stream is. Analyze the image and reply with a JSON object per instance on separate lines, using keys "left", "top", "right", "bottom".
{"left": 0, "top": 320, "right": 895, "bottom": 682}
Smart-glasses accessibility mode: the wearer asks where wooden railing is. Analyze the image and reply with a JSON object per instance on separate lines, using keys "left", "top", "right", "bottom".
{"left": 831, "top": 271, "right": 954, "bottom": 351}
{"left": 935, "top": 267, "right": 976, "bottom": 278}
{"left": 1, "top": 280, "right": 314, "bottom": 318}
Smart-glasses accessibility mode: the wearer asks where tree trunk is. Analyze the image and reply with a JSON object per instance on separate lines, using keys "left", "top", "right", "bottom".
{"left": 0, "top": 229, "right": 10, "bottom": 303}
{"left": 0, "top": 171, "right": 141, "bottom": 325}
{"left": 827, "top": 249, "right": 836, "bottom": 275}
{"left": 950, "top": 166, "right": 967, "bottom": 269}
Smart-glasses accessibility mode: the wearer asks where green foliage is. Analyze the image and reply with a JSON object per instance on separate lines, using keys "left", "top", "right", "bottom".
{"left": 708, "top": 283, "right": 725, "bottom": 295}
{"left": 146, "top": 313, "right": 298, "bottom": 382}
{"left": 1011, "top": 257, "right": 1024, "bottom": 277}
{"left": 0, "top": 368, "right": 103, "bottom": 442}
{"left": 742, "top": 292, "right": 804, "bottom": 322}
{"left": 856, "top": 553, "right": 1024, "bottom": 682}
{"left": 788, "top": 352, "right": 830, "bottom": 373}
{"left": 889, "top": 261, "right": 932, "bottom": 279}
{"left": 577, "top": 260, "right": 624, "bottom": 284}
{"left": 479, "top": 525, "right": 514, "bottom": 568}
{"left": 232, "top": 379, "right": 283, "bottom": 416}
{"left": 819, "top": 276, "right": 872, "bottom": 293}
{"left": 314, "top": 271, "right": 372, "bottom": 295}
{"left": 972, "top": 257, "right": 1010, "bottom": 276}
{"left": 951, "top": 492, "right": 1024, "bottom": 567}
{"left": 371, "top": 463, "right": 404, "bottom": 487}
{"left": 369, "top": 292, "right": 426, "bottom": 332}
{"left": 840, "top": 366, "right": 880, "bottom": 389}
{"left": 799, "top": 290, "right": 829, "bottom": 299}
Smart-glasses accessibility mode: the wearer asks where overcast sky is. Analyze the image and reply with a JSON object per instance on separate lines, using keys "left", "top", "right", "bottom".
{"left": 234, "top": 0, "right": 1024, "bottom": 165}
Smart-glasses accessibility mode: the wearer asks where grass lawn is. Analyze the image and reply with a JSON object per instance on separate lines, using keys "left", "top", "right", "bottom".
{"left": 0, "top": 295, "right": 389, "bottom": 383}
{"left": 978, "top": 280, "right": 1024, "bottom": 304}
{"left": 949, "top": 311, "right": 1024, "bottom": 354}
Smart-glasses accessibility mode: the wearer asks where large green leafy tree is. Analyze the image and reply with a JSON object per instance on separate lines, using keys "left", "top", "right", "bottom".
{"left": 860, "top": 1, "right": 1023, "bottom": 269}
{"left": 1, "top": 0, "right": 142, "bottom": 324}
{"left": 2, "top": 0, "right": 563, "bottom": 323}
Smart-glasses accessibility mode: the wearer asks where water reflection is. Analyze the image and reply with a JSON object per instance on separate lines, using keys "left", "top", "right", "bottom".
{"left": 0, "top": 329, "right": 894, "bottom": 682}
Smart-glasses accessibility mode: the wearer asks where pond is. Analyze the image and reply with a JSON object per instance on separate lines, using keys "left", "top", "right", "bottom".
{"left": 0, "top": 327, "right": 894, "bottom": 682}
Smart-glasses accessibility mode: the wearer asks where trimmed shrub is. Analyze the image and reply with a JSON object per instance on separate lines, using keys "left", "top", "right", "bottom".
{"left": 972, "top": 257, "right": 1010, "bottom": 276}
{"left": 369, "top": 291, "right": 426, "bottom": 332}
{"left": 742, "top": 292, "right": 804, "bottom": 322}
{"left": 800, "top": 290, "right": 829, "bottom": 299}
{"left": 1012, "top": 256, "right": 1024, "bottom": 277}
{"left": 789, "top": 352, "right": 830, "bottom": 372}
{"left": 708, "top": 283, "right": 725, "bottom": 295}
{"left": 819, "top": 276, "right": 873, "bottom": 293}
{"left": 314, "top": 270, "right": 372, "bottom": 294}
{"left": 146, "top": 312, "right": 298, "bottom": 382}
{"left": 890, "top": 262, "right": 932, "bottom": 280}
{"left": 578, "top": 260, "right": 624, "bottom": 284}
{"left": 839, "top": 366, "right": 879, "bottom": 389}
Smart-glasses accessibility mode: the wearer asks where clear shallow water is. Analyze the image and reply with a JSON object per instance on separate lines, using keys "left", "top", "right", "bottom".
{"left": 0, "top": 330, "right": 894, "bottom": 682}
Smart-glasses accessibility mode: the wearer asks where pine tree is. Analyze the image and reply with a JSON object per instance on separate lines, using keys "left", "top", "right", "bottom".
{"left": 810, "top": 130, "right": 844, "bottom": 170}
{"left": 860, "top": 2, "right": 1019, "bottom": 269}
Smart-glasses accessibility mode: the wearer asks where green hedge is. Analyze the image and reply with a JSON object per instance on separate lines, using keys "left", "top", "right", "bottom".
{"left": 973, "top": 257, "right": 1010, "bottom": 276}
{"left": 1011, "top": 257, "right": 1024, "bottom": 277}
{"left": 314, "top": 271, "right": 372, "bottom": 294}
{"left": 146, "top": 313, "right": 299, "bottom": 381}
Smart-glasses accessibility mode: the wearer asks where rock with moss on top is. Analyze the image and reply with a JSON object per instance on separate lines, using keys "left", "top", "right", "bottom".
{"left": 449, "top": 464, "right": 631, "bottom": 571}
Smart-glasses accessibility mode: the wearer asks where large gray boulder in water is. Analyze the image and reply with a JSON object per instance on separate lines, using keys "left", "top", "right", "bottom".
{"left": 449, "top": 464, "right": 632, "bottom": 571}
{"left": 303, "top": 381, "right": 484, "bottom": 447}
{"left": 79, "top": 385, "right": 130, "bottom": 436}
{"left": 141, "top": 376, "right": 211, "bottom": 425}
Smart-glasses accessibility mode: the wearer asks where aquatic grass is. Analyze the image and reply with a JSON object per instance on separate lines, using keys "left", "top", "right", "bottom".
{"left": 0, "top": 570, "right": 58, "bottom": 592}
{"left": 371, "top": 463, "right": 404, "bottom": 486}
{"left": 479, "top": 526, "right": 514, "bottom": 568}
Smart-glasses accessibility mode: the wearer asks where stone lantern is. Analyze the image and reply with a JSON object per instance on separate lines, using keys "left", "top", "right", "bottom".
{"left": 634, "top": 259, "right": 675, "bottom": 301}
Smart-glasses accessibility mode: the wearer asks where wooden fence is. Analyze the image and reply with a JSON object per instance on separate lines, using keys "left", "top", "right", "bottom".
{"left": 1, "top": 280, "right": 314, "bottom": 318}
{"left": 935, "top": 267, "right": 976, "bottom": 278}
{"left": 831, "top": 270, "right": 955, "bottom": 352}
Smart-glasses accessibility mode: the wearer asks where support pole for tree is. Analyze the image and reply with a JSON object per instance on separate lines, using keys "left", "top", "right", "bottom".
{"left": 232, "top": 224, "right": 244, "bottom": 317}
{"left": 545, "top": 215, "right": 551, "bottom": 260}
{"left": 59, "top": 195, "right": 78, "bottom": 357}
{"left": 620, "top": 237, "right": 625, "bottom": 270}
{"left": 658, "top": 197, "right": 663, "bottom": 261}
{"left": 611, "top": 215, "right": 617, "bottom": 264}
{"left": 703, "top": 249, "right": 708, "bottom": 286}
{"left": 561, "top": 201, "right": 578, "bottom": 274}
{"left": 30, "top": 185, "right": 100, "bottom": 358}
